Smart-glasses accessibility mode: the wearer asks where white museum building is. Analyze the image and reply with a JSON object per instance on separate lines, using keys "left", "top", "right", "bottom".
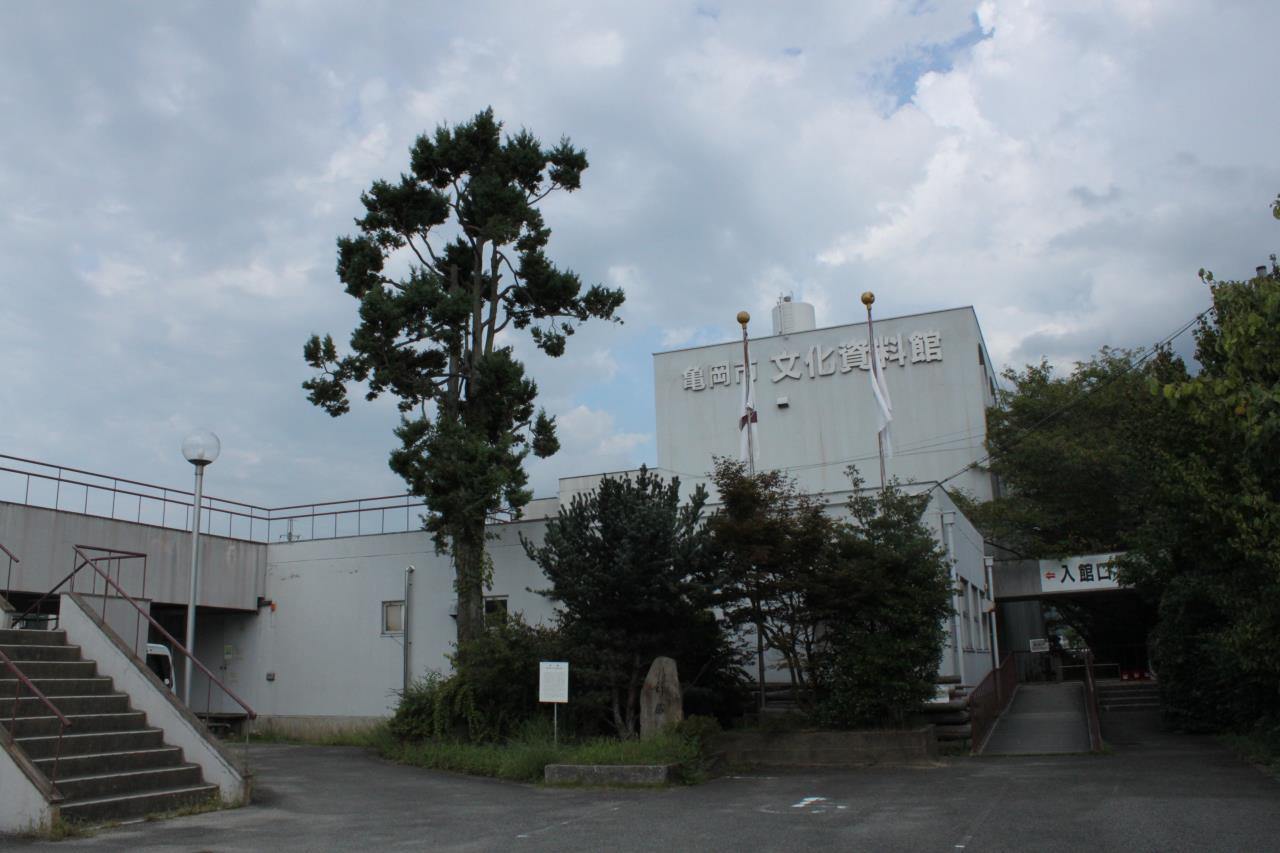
{"left": 0, "top": 299, "right": 1002, "bottom": 733}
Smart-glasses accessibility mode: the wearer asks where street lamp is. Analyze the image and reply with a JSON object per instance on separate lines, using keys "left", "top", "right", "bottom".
{"left": 181, "top": 429, "right": 220, "bottom": 706}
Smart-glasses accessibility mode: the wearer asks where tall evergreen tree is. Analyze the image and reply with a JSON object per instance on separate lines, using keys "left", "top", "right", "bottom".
{"left": 523, "top": 468, "right": 725, "bottom": 736}
{"left": 303, "top": 109, "right": 624, "bottom": 642}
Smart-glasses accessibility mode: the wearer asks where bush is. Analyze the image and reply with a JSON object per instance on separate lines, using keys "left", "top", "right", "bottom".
{"left": 389, "top": 615, "right": 565, "bottom": 743}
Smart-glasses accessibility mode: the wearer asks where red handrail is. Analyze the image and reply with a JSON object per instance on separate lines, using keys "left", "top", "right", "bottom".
{"left": 69, "top": 547, "right": 257, "bottom": 720}
{"left": 0, "top": 646, "right": 71, "bottom": 785}
{"left": 0, "top": 542, "right": 19, "bottom": 564}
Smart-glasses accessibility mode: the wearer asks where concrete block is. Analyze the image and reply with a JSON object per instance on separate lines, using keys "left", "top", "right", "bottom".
{"left": 543, "top": 764, "right": 676, "bottom": 785}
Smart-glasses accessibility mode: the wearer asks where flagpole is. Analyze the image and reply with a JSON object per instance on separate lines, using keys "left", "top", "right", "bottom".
{"left": 738, "top": 310, "right": 765, "bottom": 715}
{"left": 862, "top": 291, "right": 887, "bottom": 494}
{"left": 738, "top": 310, "right": 755, "bottom": 476}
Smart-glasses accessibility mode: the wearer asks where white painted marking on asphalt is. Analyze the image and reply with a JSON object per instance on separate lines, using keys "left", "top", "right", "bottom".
{"left": 792, "top": 796, "right": 827, "bottom": 808}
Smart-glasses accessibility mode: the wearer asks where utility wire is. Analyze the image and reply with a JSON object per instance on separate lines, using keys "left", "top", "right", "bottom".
{"left": 932, "top": 304, "right": 1214, "bottom": 490}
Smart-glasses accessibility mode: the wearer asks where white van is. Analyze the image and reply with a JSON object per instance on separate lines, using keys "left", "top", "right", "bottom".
{"left": 145, "top": 643, "right": 175, "bottom": 693}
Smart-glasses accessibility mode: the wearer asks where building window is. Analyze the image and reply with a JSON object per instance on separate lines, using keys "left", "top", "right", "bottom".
{"left": 959, "top": 581, "right": 972, "bottom": 650}
{"left": 484, "top": 596, "right": 509, "bottom": 625}
{"left": 382, "top": 600, "right": 404, "bottom": 635}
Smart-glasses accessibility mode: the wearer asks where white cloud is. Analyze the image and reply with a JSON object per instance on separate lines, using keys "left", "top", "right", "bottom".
{"left": 2, "top": 0, "right": 1278, "bottom": 507}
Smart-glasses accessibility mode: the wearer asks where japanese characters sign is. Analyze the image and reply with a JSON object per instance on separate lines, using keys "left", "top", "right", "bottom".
{"left": 539, "top": 661, "right": 569, "bottom": 704}
{"left": 1037, "top": 552, "right": 1124, "bottom": 595}
{"left": 680, "top": 330, "right": 943, "bottom": 392}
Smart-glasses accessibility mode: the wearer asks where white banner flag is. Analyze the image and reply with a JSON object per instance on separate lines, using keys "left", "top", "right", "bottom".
{"left": 739, "top": 360, "right": 759, "bottom": 467}
{"left": 869, "top": 345, "right": 893, "bottom": 458}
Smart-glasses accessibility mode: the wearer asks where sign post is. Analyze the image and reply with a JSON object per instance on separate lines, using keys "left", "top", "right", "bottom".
{"left": 539, "top": 661, "right": 569, "bottom": 745}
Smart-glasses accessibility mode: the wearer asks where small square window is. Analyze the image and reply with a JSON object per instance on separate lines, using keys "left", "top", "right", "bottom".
{"left": 484, "top": 596, "right": 509, "bottom": 625}
{"left": 382, "top": 600, "right": 404, "bottom": 634}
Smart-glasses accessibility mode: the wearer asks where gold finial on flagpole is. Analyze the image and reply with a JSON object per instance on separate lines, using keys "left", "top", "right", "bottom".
{"left": 737, "top": 310, "right": 750, "bottom": 327}
{"left": 861, "top": 291, "right": 875, "bottom": 307}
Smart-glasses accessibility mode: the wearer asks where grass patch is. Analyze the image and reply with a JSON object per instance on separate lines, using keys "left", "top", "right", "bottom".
{"left": 144, "top": 793, "right": 231, "bottom": 822}
{"left": 248, "top": 725, "right": 390, "bottom": 748}
{"left": 1221, "top": 727, "right": 1280, "bottom": 779}
{"left": 20, "top": 816, "right": 94, "bottom": 841}
{"left": 377, "top": 726, "right": 710, "bottom": 785}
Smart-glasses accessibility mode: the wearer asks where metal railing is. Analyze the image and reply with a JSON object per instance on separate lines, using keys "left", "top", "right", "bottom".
{"left": 0, "top": 642, "right": 71, "bottom": 789}
{"left": 1082, "top": 649, "right": 1104, "bottom": 752}
{"left": 0, "top": 452, "right": 427, "bottom": 544}
{"left": 2, "top": 541, "right": 18, "bottom": 598}
{"left": 65, "top": 546, "right": 258, "bottom": 724}
{"left": 968, "top": 653, "right": 1019, "bottom": 753}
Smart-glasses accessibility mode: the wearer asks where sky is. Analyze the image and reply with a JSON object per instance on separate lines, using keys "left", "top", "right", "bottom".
{"left": 1, "top": 0, "right": 1277, "bottom": 509}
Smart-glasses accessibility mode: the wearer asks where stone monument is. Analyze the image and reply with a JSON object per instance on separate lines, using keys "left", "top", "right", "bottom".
{"left": 639, "top": 656, "right": 683, "bottom": 740}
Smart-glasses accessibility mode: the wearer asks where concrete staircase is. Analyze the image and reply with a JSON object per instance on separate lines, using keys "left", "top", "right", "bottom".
{"left": 1096, "top": 679, "right": 1161, "bottom": 713}
{"left": 0, "top": 628, "right": 218, "bottom": 824}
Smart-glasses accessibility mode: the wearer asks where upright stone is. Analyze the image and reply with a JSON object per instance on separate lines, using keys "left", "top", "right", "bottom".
{"left": 639, "top": 656, "right": 683, "bottom": 740}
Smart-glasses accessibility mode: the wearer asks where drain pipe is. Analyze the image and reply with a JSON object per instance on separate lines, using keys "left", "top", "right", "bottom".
{"left": 941, "top": 511, "right": 966, "bottom": 686}
{"left": 403, "top": 565, "right": 415, "bottom": 693}
{"left": 985, "top": 556, "right": 1001, "bottom": 671}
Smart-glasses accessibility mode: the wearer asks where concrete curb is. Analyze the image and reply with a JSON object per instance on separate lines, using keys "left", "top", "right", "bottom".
{"left": 544, "top": 763, "right": 678, "bottom": 785}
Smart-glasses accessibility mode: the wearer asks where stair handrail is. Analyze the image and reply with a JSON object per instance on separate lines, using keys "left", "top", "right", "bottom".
{"left": 0, "top": 542, "right": 18, "bottom": 564}
{"left": 1082, "top": 649, "right": 1104, "bottom": 753}
{"left": 12, "top": 547, "right": 141, "bottom": 629}
{"left": 0, "top": 645, "right": 71, "bottom": 785}
{"left": 67, "top": 546, "right": 257, "bottom": 721}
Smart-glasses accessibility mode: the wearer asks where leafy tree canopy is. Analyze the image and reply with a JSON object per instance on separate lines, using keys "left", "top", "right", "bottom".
{"left": 704, "top": 459, "right": 833, "bottom": 709}
{"left": 814, "top": 471, "right": 952, "bottom": 728}
{"left": 972, "top": 347, "right": 1189, "bottom": 557}
{"left": 1126, "top": 253, "right": 1280, "bottom": 729}
{"left": 523, "top": 467, "right": 734, "bottom": 736}
{"left": 303, "top": 108, "right": 624, "bottom": 642}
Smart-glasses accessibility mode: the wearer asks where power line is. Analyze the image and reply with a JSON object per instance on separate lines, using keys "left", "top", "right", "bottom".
{"left": 933, "top": 304, "right": 1214, "bottom": 490}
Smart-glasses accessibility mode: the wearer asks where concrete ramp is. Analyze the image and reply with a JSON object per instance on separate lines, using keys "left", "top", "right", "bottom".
{"left": 980, "top": 682, "right": 1091, "bottom": 755}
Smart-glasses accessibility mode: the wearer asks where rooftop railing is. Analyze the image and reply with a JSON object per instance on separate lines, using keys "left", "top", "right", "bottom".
{"left": 0, "top": 453, "right": 428, "bottom": 544}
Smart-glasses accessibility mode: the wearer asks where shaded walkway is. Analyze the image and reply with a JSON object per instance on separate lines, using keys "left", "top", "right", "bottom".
{"left": 981, "top": 681, "right": 1091, "bottom": 755}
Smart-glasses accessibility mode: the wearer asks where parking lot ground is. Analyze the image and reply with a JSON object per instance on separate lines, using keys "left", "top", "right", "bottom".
{"left": 7, "top": 720, "right": 1279, "bottom": 853}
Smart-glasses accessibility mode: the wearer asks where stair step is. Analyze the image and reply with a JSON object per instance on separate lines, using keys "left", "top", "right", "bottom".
{"left": 0, "top": 676, "right": 116, "bottom": 696}
{"left": 55, "top": 764, "right": 204, "bottom": 800}
{"left": 0, "top": 629, "right": 67, "bottom": 646}
{"left": 0, "top": 693, "right": 131, "bottom": 717}
{"left": 0, "top": 643, "right": 82, "bottom": 662}
{"left": 35, "top": 746, "right": 185, "bottom": 778}
{"left": 18, "top": 728, "right": 166, "bottom": 758}
{"left": 58, "top": 783, "right": 219, "bottom": 824}
{"left": 0, "top": 659, "right": 96, "bottom": 679}
{"left": 10, "top": 711, "right": 147, "bottom": 738}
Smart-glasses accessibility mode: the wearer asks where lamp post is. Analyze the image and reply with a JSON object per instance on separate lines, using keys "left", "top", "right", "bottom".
{"left": 181, "top": 429, "right": 220, "bottom": 706}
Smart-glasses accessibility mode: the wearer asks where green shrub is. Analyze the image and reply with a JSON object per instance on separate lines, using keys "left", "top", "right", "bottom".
{"left": 389, "top": 616, "right": 566, "bottom": 744}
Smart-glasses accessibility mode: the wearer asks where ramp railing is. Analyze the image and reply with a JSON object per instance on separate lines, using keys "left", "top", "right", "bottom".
{"left": 968, "top": 653, "right": 1019, "bottom": 754}
{"left": 1082, "top": 649, "right": 1104, "bottom": 752}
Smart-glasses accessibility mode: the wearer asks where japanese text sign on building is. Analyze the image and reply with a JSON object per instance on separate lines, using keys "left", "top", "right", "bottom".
{"left": 539, "top": 661, "right": 569, "bottom": 704}
{"left": 1038, "top": 553, "right": 1124, "bottom": 595}
{"left": 680, "top": 330, "right": 943, "bottom": 392}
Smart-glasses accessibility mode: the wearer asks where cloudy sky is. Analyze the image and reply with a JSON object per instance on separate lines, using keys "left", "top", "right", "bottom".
{"left": 2, "top": 0, "right": 1277, "bottom": 509}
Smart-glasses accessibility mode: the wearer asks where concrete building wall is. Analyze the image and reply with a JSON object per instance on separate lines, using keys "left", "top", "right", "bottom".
{"left": 194, "top": 518, "right": 557, "bottom": 725}
{"left": 0, "top": 501, "right": 263, "bottom": 610}
{"left": 654, "top": 307, "right": 998, "bottom": 500}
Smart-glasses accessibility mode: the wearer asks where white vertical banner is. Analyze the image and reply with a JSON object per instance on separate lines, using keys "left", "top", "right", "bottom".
{"left": 739, "top": 358, "right": 759, "bottom": 468}
{"left": 865, "top": 311, "right": 894, "bottom": 459}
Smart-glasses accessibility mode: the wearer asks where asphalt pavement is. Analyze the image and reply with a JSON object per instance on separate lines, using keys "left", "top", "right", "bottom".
{"left": 6, "top": 714, "right": 1278, "bottom": 853}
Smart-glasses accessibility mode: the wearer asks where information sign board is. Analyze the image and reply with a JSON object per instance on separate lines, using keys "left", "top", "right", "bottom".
{"left": 539, "top": 661, "right": 569, "bottom": 704}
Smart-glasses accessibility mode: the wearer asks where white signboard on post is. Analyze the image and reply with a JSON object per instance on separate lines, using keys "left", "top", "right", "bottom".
{"left": 539, "top": 661, "right": 569, "bottom": 704}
